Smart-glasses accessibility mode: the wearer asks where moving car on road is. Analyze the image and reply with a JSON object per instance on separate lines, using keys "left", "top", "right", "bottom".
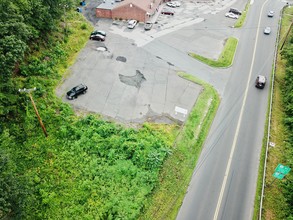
{"left": 127, "top": 20, "right": 138, "bottom": 29}
{"left": 267, "top": 10, "right": 274, "bottom": 17}
{"left": 66, "top": 84, "right": 88, "bottom": 100}
{"left": 255, "top": 75, "right": 266, "bottom": 89}
{"left": 225, "top": 12, "right": 239, "bottom": 19}
{"left": 263, "top": 26, "right": 271, "bottom": 35}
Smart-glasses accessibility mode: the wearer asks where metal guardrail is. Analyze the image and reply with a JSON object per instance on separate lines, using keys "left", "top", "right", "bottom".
{"left": 258, "top": 5, "right": 287, "bottom": 220}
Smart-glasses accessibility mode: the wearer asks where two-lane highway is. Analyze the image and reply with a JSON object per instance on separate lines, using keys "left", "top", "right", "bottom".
{"left": 176, "top": 0, "right": 285, "bottom": 219}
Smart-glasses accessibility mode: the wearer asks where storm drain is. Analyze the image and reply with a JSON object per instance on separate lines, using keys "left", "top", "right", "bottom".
{"left": 97, "top": 46, "right": 107, "bottom": 51}
{"left": 119, "top": 70, "right": 146, "bottom": 88}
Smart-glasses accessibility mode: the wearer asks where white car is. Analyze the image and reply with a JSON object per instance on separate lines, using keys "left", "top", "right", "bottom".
{"left": 267, "top": 10, "right": 274, "bottom": 17}
{"left": 127, "top": 20, "right": 137, "bottom": 29}
{"left": 264, "top": 26, "right": 271, "bottom": 35}
{"left": 166, "top": 1, "right": 181, "bottom": 7}
{"left": 225, "top": 12, "right": 239, "bottom": 19}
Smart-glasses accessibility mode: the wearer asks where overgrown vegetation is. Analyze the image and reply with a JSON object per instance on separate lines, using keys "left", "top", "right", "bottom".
{"left": 141, "top": 73, "right": 220, "bottom": 219}
{"left": 188, "top": 37, "right": 238, "bottom": 68}
{"left": 261, "top": 6, "right": 293, "bottom": 220}
{"left": 0, "top": 0, "right": 219, "bottom": 219}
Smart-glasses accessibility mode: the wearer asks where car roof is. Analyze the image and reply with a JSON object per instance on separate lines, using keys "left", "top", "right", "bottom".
{"left": 258, "top": 75, "right": 266, "bottom": 83}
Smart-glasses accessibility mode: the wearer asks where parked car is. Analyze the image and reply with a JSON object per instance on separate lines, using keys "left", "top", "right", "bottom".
{"left": 91, "top": 30, "right": 106, "bottom": 36}
{"left": 172, "top": 1, "right": 181, "bottom": 7}
{"left": 166, "top": 1, "right": 181, "bottom": 7}
{"left": 127, "top": 20, "right": 138, "bottom": 29}
{"left": 267, "top": 10, "right": 274, "bottom": 17}
{"left": 255, "top": 75, "right": 266, "bottom": 89}
{"left": 66, "top": 84, "right": 88, "bottom": 99}
{"left": 263, "top": 26, "right": 271, "bottom": 35}
{"left": 144, "top": 21, "right": 153, "bottom": 30}
{"left": 90, "top": 34, "right": 105, "bottom": 41}
{"left": 161, "top": 8, "right": 175, "bottom": 15}
{"left": 229, "top": 8, "right": 242, "bottom": 15}
{"left": 166, "top": 2, "right": 176, "bottom": 7}
{"left": 225, "top": 12, "right": 239, "bottom": 19}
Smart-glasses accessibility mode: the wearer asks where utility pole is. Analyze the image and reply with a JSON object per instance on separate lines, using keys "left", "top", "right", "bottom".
{"left": 18, "top": 87, "right": 48, "bottom": 137}
{"left": 60, "top": 4, "right": 68, "bottom": 41}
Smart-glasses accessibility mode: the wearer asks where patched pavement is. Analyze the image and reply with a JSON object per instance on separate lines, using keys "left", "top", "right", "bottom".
{"left": 57, "top": 0, "right": 246, "bottom": 123}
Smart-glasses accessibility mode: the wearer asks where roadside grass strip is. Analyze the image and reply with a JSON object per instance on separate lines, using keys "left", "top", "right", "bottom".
{"left": 141, "top": 72, "right": 220, "bottom": 220}
{"left": 234, "top": 2, "right": 250, "bottom": 28}
{"left": 256, "top": 6, "right": 293, "bottom": 220}
{"left": 188, "top": 37, "right": 238, "bottom": 68}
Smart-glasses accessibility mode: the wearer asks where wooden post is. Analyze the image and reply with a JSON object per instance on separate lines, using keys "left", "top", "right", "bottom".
{"left": 19, "top": 88, "right": 48, "bottom": 137}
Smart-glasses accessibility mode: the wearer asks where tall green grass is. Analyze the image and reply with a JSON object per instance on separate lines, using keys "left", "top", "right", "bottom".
{"left": 141, "top": 72, "right": 220, "bottom": 219}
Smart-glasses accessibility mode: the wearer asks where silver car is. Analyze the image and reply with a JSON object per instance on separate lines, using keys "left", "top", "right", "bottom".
{"left": 264, "top": 26, "right": 271, "bottom": 35}
{"left": 127, "top": 20, "right": 137, "bottom": 29}
{"left": 144, "top": 21, "right": 153, "bottom": 31}
{"left": 267, "top": 10, "right": 274, "bottom": 17}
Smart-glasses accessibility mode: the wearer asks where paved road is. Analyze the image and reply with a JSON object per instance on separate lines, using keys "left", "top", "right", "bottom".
{"left": 57, "top": 0, "right": 288, "bottom": 218}
{"left": 176, "top": 0, "right": 286, "bottom": 219}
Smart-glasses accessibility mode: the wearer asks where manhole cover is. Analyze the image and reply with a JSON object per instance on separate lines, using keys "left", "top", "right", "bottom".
{"left": 116, "top": 56, "right": 127, "bottom": 62}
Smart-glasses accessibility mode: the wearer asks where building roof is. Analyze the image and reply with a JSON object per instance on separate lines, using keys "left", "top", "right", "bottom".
{"left": 114, "top": 0, "right": 159, "bottom": 14}
{"left": 97, "top": 0, "right": 160, "bottom": 14}
{"left": 96, "top": 0, "right": 117, "bottom": 10}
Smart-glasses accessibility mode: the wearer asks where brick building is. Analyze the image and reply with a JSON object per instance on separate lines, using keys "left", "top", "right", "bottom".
{"left": 96, "top": 0, "right": 163, "bottom": 22}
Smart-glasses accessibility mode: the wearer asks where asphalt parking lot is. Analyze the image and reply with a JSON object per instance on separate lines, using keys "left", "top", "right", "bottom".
{"left": 57, "top": 0, "right": 245, "bottom": 124}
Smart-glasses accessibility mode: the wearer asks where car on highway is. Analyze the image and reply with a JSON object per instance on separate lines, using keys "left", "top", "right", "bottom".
{"left": 263, "top": 26, "right": 271, "bottom": 35}
{"left": 91, "top": 30, "right": 106, "bottom": 36}
{"left": 255, "top": 75, "right": 266, "bottom": 89}
{"left": 267, "top": 10, "right": 274, "bottom": 17}
{"left": 225, "top": 12, "right": 239, "bottom": 19}
{"left": 229, "top": 8, "right": 242, "bottom": 15}
{"left": 161, "top": 8, "right": 175, "bottom": 15}
{"left": 144, "top": 21, "right": 153, "bottom": 30}
{"left": 66, "top": 84, "right": 88, "bottom": 100}
{"left": 90, "top": 34, "right": 105, "bottom": 41}
{"left": 127, "top": 19, "right": 138, "bottom": 29}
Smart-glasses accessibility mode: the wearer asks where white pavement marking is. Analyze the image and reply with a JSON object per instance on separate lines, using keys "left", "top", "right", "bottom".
{"left": 212, "top": 0, "right": 268, "bottom": 219}
{"left": 175, "top": 106, "right": 188, "bottom": 117}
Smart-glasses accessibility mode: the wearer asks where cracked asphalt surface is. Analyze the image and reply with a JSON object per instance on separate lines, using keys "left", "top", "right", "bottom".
{"left": 57, "top": 0, "right": 240, "bottom": 124}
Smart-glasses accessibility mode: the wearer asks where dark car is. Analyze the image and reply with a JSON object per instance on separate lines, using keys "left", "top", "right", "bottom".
{"left": 161, "top": 8, "right": 175, "bottom": 15}
{"left": 255, "top": 75, "right": 266, "bottom": 89}
{"left": 89, "top": 34, "right": 105, "bottom": 41}
{"left": 91, "top": 30, "right": 106, "bottom": 36}
{"left": 66, "top": 84, "right": 88, "bottom": 99}
{"left": 229, "top": 8, "right": 242, "bottom": 15}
